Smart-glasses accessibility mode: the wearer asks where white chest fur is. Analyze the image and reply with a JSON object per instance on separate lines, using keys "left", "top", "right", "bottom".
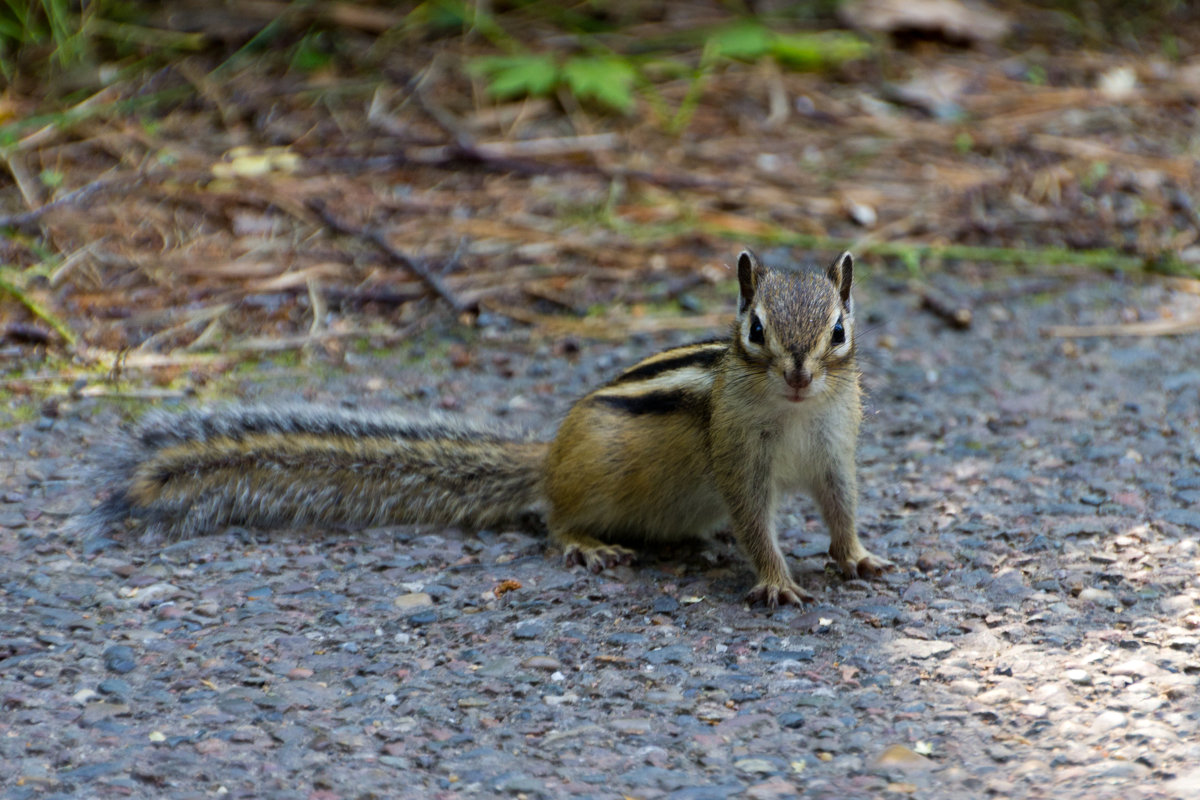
{"left": 769, "top": 393, "right": 857, "bottom": 492}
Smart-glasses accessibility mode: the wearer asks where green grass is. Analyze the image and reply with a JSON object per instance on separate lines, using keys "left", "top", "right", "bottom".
{"left": 731, "top": 229, "right": 1191, "bottom": 277}
{"left": 0, "top": 0, "right": 210, "bottom": 78}
{"left": 0, "top": 264, "right": 77, "bottom": 345}
{"left": 596, "top": 210, "right": 1195, "bottom": 278}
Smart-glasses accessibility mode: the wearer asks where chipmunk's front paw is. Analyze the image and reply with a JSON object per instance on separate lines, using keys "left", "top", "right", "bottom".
{"left": 746, "top": 580, "right": 815, "bottom": 608}
{"left": 836, "top": 550, "right": 895, "bottom": 579}
{"left": 563, "top": 542, "right": 636, "bottom": 573}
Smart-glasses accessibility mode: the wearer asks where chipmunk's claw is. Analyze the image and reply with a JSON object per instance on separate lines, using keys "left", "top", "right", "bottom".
{"left": 832, "top": 550, "right": 895, "bottom": 580}
{"left": 746, "top": 580, "right": 815, "bottom": 608}
{"left": 854, "top": 551, "right": 895, "bottom": 579}
{"left": 563, "top": 542, "right": 636, "bottom": 573}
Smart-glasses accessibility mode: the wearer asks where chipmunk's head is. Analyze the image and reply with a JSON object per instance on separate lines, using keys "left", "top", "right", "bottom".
{"left": 734, "top": 249, "right": 856, "bottom": 404}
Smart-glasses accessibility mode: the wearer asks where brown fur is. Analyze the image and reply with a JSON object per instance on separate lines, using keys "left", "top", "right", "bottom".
{"left": 85, "top": 251, "right": 892, "bottom": 605}
{"left": 88, "top": 408, "right": 547, "bottom": 539}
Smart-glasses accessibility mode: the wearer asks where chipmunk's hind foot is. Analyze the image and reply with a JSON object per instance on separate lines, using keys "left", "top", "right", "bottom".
{"left": 555, "top": 531, "right": 637, "bottom": 573}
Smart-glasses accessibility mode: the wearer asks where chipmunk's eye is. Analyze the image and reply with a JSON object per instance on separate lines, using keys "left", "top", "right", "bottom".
{"left": 749, "top": 314, "right": 765, "bottom": 345}
{"left": 831, "top": 315, "right": 846, "bottom": 346}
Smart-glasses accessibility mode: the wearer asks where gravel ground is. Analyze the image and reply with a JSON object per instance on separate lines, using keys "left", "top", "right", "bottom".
{"left": 2, "top": 266, "right": 1199, "bottom": 800}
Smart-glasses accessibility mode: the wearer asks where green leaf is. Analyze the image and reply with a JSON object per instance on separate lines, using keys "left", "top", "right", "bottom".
{"left": 405, "top": 0, "right": 468, "bottom": 35}
{"left": 0, "top": 18, "right": 26, "bottom": 40}
{"left": 291, "top": 33, "right": 332, "bottom": 73}
{"left": 770, "top": 32, "right": 869, "bottom": 71}
{"left": 39, "top": 169, "right": 64, "bottom": 189}
{"left": 562, "top": 56, "right": 636, "bottom": 113}
{"left": 708, "top": 21, "right": 770, "bottom": 61}
{"left": 469, "top": 54, "right": 560, "bottom": 100}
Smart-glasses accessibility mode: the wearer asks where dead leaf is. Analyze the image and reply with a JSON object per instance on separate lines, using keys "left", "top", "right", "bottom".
{"left": 871, "top": 743, "right": 934, "bottom": 772}
{"left": 492, "top": 579, "right": 522, "bottom": 598}
{"left": 840, "top": 0, "right": 1011, "bottom": 44}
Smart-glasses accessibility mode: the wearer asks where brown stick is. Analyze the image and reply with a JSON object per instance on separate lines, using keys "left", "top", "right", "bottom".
{"left": 3, "top": 323, "right": 52, "bottom": 345}
{"left": 913, "top": 282, "right": 972, "bottom": 329}
{"left": 1046, "top": 316, "right": 1200, "bottom": 338}
{"left": 309, "top": 145, "right": 729, "bottom": 192}
{"left": 0, "top": 175, "right": 131, "bottom": 233}
{"left": 304, "top": 198, "right": 466, "bottom": 312}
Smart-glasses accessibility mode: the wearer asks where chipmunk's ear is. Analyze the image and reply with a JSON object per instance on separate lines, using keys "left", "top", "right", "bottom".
{"left": 827, "top": 251, "right": 853, "bottom": 312}
{"left": 737, "top": 250, "right": 761, "bottom": 314}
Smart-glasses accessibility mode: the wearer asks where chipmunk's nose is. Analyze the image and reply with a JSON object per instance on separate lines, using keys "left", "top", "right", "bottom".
{"left": 784, "top": 368, "right": 812, "bottom": 389}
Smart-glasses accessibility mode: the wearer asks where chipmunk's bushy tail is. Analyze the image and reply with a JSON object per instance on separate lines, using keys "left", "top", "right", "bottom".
{"left": 85, "top": 404, "right": 548, "bottom": 539}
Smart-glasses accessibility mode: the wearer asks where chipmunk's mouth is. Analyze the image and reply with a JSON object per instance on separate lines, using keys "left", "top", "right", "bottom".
{"left": 782, "top": 379, "right": 823, "bottom": 403}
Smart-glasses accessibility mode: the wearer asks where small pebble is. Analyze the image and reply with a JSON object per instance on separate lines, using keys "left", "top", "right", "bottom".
{"left": 393, "top": 592, "right": 433, "bottom": 610}
{"left": 522, "top": 656, "right": 561, "bottom": 671}
{"left": 733, "top": 758, "right": 777, "bottom": 775}
{"left": 1065, "top": 669, "right": 1092, "bottom": 686}
{"left": 1110, "top": 659, "right": 1155, "bottom": 678}
{"left": 513, "top": 622, "right": 545, "bottom": 640}
{"left": 97, "top": 679, "right": 132, "bottom": 698}
{"left": 976, "top": 687, "right": 1011, "bottom": 705}
{"left": 1092, "top": 710, "right": 1127, "bottom": 735}
{"left": 871, "top": 744, "right": 933, "bottom": 772}
{"left": 103, "top": 645, "right": 137, "bottom": 674}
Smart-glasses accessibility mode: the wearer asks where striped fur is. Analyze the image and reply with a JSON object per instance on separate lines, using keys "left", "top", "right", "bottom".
{"left": 544, "top": 250, "right": 890, "bottom": 606}
{"left": 588, "top": 341, "right": 723, "bottom": 416}
{"left": 87, "top": 405, "right": 546, "bottom": 539}
{"left": 84, "top": 250, "right": 891, "bottom": 606}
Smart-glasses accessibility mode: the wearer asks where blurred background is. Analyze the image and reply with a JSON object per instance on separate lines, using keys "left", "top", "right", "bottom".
{"left": 1, "top": 0, "right": 1199, "bottom": 404}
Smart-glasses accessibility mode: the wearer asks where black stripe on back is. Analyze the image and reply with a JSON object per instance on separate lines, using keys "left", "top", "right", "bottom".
{"left": 593, "top": 390, "right": 694, "bottom": 415}
{"left": 611, "top": 345, "right": 725, "bottom": 386}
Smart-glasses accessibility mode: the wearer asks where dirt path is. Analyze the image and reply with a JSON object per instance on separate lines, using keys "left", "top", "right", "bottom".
{"left": 2, "top": 266, "right": 1198, "bottom": 799}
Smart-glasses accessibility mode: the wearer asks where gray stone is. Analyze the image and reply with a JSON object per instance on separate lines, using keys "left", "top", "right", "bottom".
{"left": 102, "top": 645, "right": 137, "bottom": 674}
{"left": 1160, "top": 509, "right": 1200, "bottom": 529}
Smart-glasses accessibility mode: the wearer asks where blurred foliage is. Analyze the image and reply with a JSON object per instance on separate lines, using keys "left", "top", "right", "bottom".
{"left": 707, "top": 20, "right": 869, "bottom": 69}
{"left": 0, "top": 0, "right": 93, "bottom": 74}
{"left": 0, "top": 0, "right": 206, "bottom": 83}
{"left": 465, "top": 16, "right": 870, "bottom": 118}
{"left": 470, "top": 54, "right": 639, "bottom": 113}
{"left": 1026, "top": 0, "right": 1197, "bottom": 49}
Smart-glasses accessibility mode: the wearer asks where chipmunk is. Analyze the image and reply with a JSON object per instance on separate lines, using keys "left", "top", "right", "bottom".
{"left": 86, "top": 250, "right": 893, "bottom": 606}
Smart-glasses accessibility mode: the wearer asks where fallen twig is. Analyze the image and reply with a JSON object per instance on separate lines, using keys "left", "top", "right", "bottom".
{"left": 0, "top": 175, "right": 132, "bottom": 233}
{"left": 469, "top": 134, "right": 619, "bottom": 159}
{"left": 70, "top": 347, "right": 227, "bottom": 377}
{"left": 307, "top": 278, "right": 326, "bottom": 337}
{"left": 304, "top": 199, "right": 466, "bottom": 312}
{"left": 0, "top": 150, "right": 44, "bottom": 208}
{"left": 3, "top": 323, "right": 52, "bottom": 345}
{"left": 1045, "top": 316, "right": 1200, "bottom": 338}
{"left": 309, "top": 145, "right": 730, "bottom": 192}
{"left": 76, "top": 387, "right": 190, "bottom": 400}
{"left": 134, "top": 303, "right": 232, "bottom": 353}
{"left": 479, "top": 299, "right": 726, "bottom": 338}
{"left": 227, "top": 320, "right": 428, "bottom": 352}
{"left": 913, "top": 281, "right": 973, "bottom": 329}
{"left": 690, "top": 220, "right": 1179, "bottom": 276}
{"left": 1029, "top": 134, "right": 1195, "bottom": 181}
{"left": 522, "top": 280, "right": 586, "bottom": 314}
{"left": 323, "top": 286, "right": 426, "bottom": 307}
